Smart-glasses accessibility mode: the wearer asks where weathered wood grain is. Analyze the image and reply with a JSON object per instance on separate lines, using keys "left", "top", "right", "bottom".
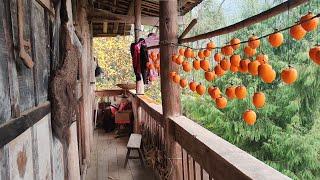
{"left": 159, "top": 1, "right": 182, "bottom": 180}
{"left": 8, "top": 128, "right": 34, "bottom": 179}
{"left": 3, "top": 0, "right": 21, "bottom": 118}
{"left": 170, "top": 116, "right": 290, "bottom": 180}
{"left": 31, "top": 114, "right": 52, "bottom": 180}
{"left": 0, "top": 0, "right": 12, "bottom": 124}
{"left": 0, "top": 102, "right": 50, "bottom": 148}
{"left": 30, "top": 0, "right": 49, "bottom": 105}
{"left": 10, "top": 0, "right": 35, "bottom": 112}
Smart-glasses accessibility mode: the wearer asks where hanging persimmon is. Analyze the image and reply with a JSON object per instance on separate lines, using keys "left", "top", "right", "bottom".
{"left": 244, "top": 46, "right": 256, "bottom": 57}
{"left": 248, "top": 60, "right": 261, "bottom": 76}
{"left": 182, "top": 61, "right": 192, "bottom": 72}
{"left": 176, "top": 55, "right": 184, "bottom": 65}
{"left": 300, "top": 12, "right": 319, "bottom": 32}
{"left": 268, "top": 32, "right": 283, "bottom": 47}
{"left": 230, "top": 54, "right": 241, "bottom": 67}
{"left": 208, "top": 86, "right": 214, "bottom": 96}
{"left": 179, "top": 48, "right": 185, "bottom": 56}
{"left": 189, "top": 81, "right": 197, "bottom": 92}
{"left": 258, "top": 63, "right": 273, "bottom": 78}
{"left": 205, "top": 70, "right": 215, "bottom": 81}
{"left": 151, "top": 51, "right": 157, "bottom": 59}
{"left": 225, "top": 86, "right": 236, "bottom": 99}
{"left": 157, "top": 53, "right": 160, "bottom": 60}
{"left": 220, "top": 58, "right": 231, "bottom": 71}
{"left": 191, "top": 51, "right": 195, "bottom": 58}
{"left": 248, "top": 35, "right": 260, "bottom": 49}
{"left": 235, "top": 85, "right": 247, "bottom": 99}
{"left": 148, "top": 63, "right": 155, "bottom": 70}
{"left": 210, "top": 86, "right": 221, "bottom": 99}
{"left": 230, "top": 38, "right": 241, "bottom": 50}
{"left": 154, "top": 62, "right": 160, "bottom": 69}
{"left": 253, "top": 92, "right": 265, "bottom": 108}
{"left": 196, "top": 84, "right": 206, "bottom": 95}
{"left": 230, "top": 65, "right": 239, "bottom": 73}
{"left": 243, "top": 109, "right": 256, "bottom": 126}
{"left": 290, "top": 24, "right": 307, "bottom": 41}
{"left": 315, "top": 51, "right": 320, "bottom": 64}
{"left": 171, "top": 54, "right": 178, "bottom": 62}
{"left": 169, "top": 71, "right": 176, "bottom": 79}
{"left": 173, "top": 74, "right": 180, "bottom": 83}
{"left": 193, "top": 59, "right": 201, "bottom": 70}
{"left": 198, "top": 51, "right": 205, "bottom": 59}
{"left": 200, "top": 59, "right": 210, "bottom": 71}
{"left": 214, "top": 64, "right": 225, "bottom": 77}
{"left": 214, "top": 52, "right": 222, "bottom": 62}
{"left": 216, "top": 96, "right": 228, "bottom": 109}
{"left": 281, "top": 66, "right": 298, "bottom": 84}
{"left": 221, "top": 45, "right": 234, "bottom": 56}
{"left": 180, "top": 79, "right": 188, "bottom": 88}
{"left": 239, "top": 59, "right": 250, "bottom": 73}
{"left": 309, "top": 46, "right": 320, "bottom": 64}
{"left": 207, "top": 42, "right": 216, "bottom": 50}
{"left": 262, "top": 69, "right": 276, "bottom": 83}
{"left": 256, "top": 54, "right": 268, "bottom": 64}
{"left": 204, "top": 49, "right": 211, "bottom": 57}
{"left": 184, "top": 48, "right": 193, "bottom": 58}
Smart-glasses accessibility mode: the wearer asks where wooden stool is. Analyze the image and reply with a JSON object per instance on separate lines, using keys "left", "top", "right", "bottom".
{"left": 124, "top": 134, "right": 144, "bottom": 168}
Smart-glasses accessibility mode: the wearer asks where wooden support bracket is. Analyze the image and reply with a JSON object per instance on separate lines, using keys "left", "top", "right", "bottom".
{"left": 18, "top": 0, "right": 34, "bottom": 69}
{"left": 178, "top": 19, "right": 197, "bottom": 42}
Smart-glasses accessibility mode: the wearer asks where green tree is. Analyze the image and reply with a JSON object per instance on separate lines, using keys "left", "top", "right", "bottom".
{"left": 181, "top": 0, "right": 320, "bottom": 179}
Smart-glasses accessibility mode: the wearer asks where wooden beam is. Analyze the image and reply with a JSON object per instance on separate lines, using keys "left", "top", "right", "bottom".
{"left": 103, "top": 21, "right": 108, "bottom": 33}
{"left": 113, "top": 22, "right": 119, "bottom": 34}
{"left": 179, "top": 0, "right": 308, "bottom": 44}
{"left": 95, "top": 89, "right": 124, "bottom": 97}
{"left": 127, "top": 0, "right": 134, "bottom": 15}
{"left": 159, "top": 1, "right": 182, "bottom": 180}
{"left": 170, "top": 116, "right": 290, "bottom": 180}
{"left": 134, "top": 0, "right": 142, "bottom": 43}
{"left": 134, "top": 0, "right": 144, "bottom": 95}
{"left": 88, "top": 9, "right": 184, "bottom": 25}
{"left": 178, "top": 18, "right": 197, "bottom": 41}
{"left": 0, "top": 102, "right": 50, "bottom": 148}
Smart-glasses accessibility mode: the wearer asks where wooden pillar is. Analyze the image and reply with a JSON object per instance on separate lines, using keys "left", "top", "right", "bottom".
{"left": 159, "top": 1, "right": 182, "bottom": 180}
{"left": 134, "top": 0, "right": 141, "bottom": 43}
{"left": 134, "top": 0, "right": 144, "bottom": 94}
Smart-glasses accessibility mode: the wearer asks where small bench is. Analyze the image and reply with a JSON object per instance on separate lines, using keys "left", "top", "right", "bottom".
{"left": 124, "top": 133, "right": 144, "bottom": 168}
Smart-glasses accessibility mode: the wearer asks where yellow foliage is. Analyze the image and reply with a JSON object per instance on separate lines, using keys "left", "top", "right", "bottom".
{"left": 93, "top": 36, "right": 135, "bottom": 90}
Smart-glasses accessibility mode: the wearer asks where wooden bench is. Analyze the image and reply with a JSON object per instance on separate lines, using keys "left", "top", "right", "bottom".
{"left": 124, "top": 133, "right": 144, "bottom": 168}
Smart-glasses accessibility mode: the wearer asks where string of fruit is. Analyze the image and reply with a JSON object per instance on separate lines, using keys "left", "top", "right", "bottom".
{"left": 164, "top": 11, "right": 319, "bottom": 126}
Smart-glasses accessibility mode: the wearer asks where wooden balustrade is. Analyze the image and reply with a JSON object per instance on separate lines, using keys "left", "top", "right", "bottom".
{"left": 97, "top": 90, "right": 290, "bottom": 180}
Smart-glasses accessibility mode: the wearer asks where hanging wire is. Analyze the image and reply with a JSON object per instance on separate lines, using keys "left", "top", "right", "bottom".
{"left": 287, "top": 0, "right": 291, "bottom": 65}
{"left": 155, "top": 13, "right": 320, "bottom": 52}
{"left": 317, "top": 0, "right": 320, "bottom": 45}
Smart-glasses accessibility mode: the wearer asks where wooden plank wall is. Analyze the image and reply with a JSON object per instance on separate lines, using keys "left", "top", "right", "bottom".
{"left": 0, "top": 0, "right": 65, "bottom": 179}
{"left": 0, "top": 0, "right": 12, "bottom": 124}
{"left": 0, "top": 0, "right": 96, "bottom": 179}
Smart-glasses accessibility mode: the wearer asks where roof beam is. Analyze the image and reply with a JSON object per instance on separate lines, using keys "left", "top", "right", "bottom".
{"left": 89, "top": 8, "right": 184, "bottom": 25}
{"left": 113, "top": 22, "right": 119, "bottom": 34}
{"left": 127, "top": 0, "right": 134, "bottom": 15}
{"left": 179, "top": 0, "right": 308, "bottom": 43}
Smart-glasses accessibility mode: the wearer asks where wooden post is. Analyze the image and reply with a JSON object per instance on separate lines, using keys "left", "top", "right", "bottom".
{"left": 159, "top": 1, "right": 182, "bottom": 180}
{"left": 134, "top": 0, "right": 144, "bottom": 94}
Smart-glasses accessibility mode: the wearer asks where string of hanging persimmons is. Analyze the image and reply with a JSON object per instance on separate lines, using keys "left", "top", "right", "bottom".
{"left": 148, "top": 12, "right": 320, "bottom": 126}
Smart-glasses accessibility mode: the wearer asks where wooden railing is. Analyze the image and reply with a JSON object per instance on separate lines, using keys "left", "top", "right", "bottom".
{"left": 127, "top": 90, "right": 290, "bottom": 180}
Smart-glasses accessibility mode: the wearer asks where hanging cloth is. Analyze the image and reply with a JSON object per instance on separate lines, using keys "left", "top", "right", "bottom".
{"left": 140, "top": 44, "right": 149, "bottom": 84}
{"left": 130, "top": 39, "right": 145, "bottom": 81}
